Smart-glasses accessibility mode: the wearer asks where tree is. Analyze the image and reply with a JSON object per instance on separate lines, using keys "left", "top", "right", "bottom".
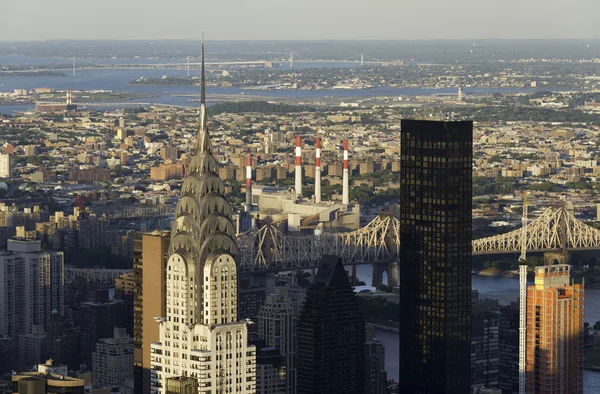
{"left": 377, "top": 284, "right": 389, "bottom": 292}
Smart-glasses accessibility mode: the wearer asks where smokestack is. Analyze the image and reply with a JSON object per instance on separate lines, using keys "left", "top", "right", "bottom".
{"left": 315, "top": 137, "right": 321, "bottom": 203}
{"left": 342, "top": 139, "right": 349, "bottom": 205}
{"left": 245, "top": 153, "right": 252, "bottom": 211}
{"left": 66, "top": 90, "right": 72, "bottom": 105}
{"left": 295, "top": 136, "right": 302, "bottom": 196}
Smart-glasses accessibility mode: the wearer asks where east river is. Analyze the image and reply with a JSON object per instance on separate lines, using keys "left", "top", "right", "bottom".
{"left": 356, "top": 267, "right": 600, "bottom": 391}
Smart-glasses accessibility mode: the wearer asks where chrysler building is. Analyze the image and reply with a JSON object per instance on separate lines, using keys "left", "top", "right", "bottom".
{"left": 150, "top": 38, "right": 256, "bottom": 394}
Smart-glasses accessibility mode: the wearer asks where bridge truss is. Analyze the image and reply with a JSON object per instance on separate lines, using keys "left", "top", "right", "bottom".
{"left": 65, "top": 206, "right": 600, "bottom": 285}
{"left": 238, "top": 215, "right": 400, "bottom": 271}
{"left": 65, "top": 268, "right": 128, "bottom": 286}
{"left": 473, "top": 207, "right": 600, "bottom": 254}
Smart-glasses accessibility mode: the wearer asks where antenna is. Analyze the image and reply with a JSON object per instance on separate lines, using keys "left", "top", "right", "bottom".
{"left": 201, "top": 33, "right": 206, "bottom": 104}
{"left": 518, "top": 191, "right": 528, "bottom": 394}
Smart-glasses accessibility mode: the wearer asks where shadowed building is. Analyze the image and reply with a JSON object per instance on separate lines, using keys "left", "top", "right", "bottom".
{"left": 296, "top": 255, "right": 364, "bottom": 394}
{"left": 499, "top": 302, "right": 519, "bottom": 394}
{"left": 399, "top": 120, "right": 473, "bottom": 393}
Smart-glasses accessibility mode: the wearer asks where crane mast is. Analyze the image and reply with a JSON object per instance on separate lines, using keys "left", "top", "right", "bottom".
{"left": 518, "top": 191, "right": 528, "bottom": 394}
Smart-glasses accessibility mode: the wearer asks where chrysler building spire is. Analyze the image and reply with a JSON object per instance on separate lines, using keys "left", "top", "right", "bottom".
{"left": 197, "top": 33, "right": 210, "bottom": 154}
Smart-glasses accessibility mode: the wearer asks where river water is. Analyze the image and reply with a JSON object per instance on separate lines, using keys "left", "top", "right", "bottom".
{"left": 358, "top": 265, "right": 600, "bottom": 390}
{"left": 0, "top": 56, "right": 559, "bottom": 115}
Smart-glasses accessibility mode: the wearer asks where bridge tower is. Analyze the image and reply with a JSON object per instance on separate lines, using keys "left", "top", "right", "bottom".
{"left": 371, "top": 261, "right": 399, "bottom": 288}
{"left": 289, "top": 52, "right": 294, "bottom": 69}
{"left": 360, "top": 52, "right": 364, "bottom": 66}
{"left": 543, "top": 251, "right": 570, "bottom": 266}
{"left": 72, "top": 57, "right": 75, "bottom": 76}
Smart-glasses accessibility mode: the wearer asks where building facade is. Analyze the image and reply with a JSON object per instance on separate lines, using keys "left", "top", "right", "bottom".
{"left": 499, "top": 302, "right": 519, "bottom": 394}
{"left": 0, "top": 239, "right": 63, "bottom": 340}
{"left": 257, "top": 288, "right": 295, "bottom": 394}
{"left": 93, "top": 327, "right": 134, "bottom": 390}
{"left": 254, "top": 345, "right": 286, "bottom": 394}
{"left": 471, "top": 293, "right": 500, "bottom": 389}
{"left": 525, "top": 264, "right": 584, "bottom": 394}
{"left": 150, "top": 42, "right": 256, "bottom": 394}
{"left": 79, "top": 299, "right": 126, "bottom": 369}
{"left": 134, "top": 231, "right": 170, "bottom": 394}
{"left": 296, "top": 255, "right": 364, "bottom": 394}
{"left": 0, "top": 152, "right": 11, "bottom": 178}
{"left": 399, "top": 119, "right": 473, "bottom": 393}
{"left": 364, "top": 340, "right": 387, "bottom": 394}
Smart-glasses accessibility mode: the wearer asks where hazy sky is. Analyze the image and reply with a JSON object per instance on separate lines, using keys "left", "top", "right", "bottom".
{"left": 1, "top": 0, "right": 599, "bottom": 41}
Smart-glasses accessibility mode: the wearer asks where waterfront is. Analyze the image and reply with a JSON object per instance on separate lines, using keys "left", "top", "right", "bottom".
{"left": 358, "top": 266, "right": 600, "bottom": 390}
{"left": 0, "top": 58, "right": 558, "bottom": 115}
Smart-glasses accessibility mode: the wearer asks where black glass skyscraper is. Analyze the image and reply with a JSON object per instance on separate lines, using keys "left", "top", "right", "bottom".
{"left": 297, "top": 255, "right": 365, "bottom": 394}
{"left": 399, "top": 119, "right": 473, "bottom": 394}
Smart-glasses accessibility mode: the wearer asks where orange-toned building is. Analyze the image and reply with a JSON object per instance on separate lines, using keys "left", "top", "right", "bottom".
{"left": 133, "top": 231, "right": 170, "bottom": 394}
{"left": 149, "top": 163, "right": 187, "bottom": 181}
{"left": 526, "top": 264, "right": 584, "bottom": 394}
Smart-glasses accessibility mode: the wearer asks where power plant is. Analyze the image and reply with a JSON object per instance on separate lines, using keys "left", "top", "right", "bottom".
{"left": 237, "top": 136, "right": 360, "bottom": 234}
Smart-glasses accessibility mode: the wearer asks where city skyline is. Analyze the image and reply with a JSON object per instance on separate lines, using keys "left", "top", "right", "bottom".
{"left": 1, "top": 0, "right": 599, "bottom": 41}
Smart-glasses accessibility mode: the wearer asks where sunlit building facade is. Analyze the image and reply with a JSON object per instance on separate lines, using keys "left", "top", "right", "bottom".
{"left": 525, "top": 264, "right": 583, "bottom": 394}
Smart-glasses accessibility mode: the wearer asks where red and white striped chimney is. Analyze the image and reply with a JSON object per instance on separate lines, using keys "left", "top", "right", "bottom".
{"left": 315, "top": 137, "right": 321, "bottom": 203}
{"left": 66, "top": 90, "right": 72, "bottom": 105}
{"left": 295, "top": 136, "right": 302, "bottom": 196}
{"left": 342, "top": 139, "right": 349, "bottom": 205}
{"left": 245, "top": 153, "right": 252, "bottom": 211}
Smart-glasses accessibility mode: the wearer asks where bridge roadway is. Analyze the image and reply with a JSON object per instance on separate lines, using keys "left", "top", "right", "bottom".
{"left": 65, "top": 207, "right": 600, "bottom": 285}
{"left": 36, "top": 101, "right": 192, "bottom": 110}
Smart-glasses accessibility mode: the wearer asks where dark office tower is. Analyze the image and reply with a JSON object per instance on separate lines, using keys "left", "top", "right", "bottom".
{"left": 498, "top": 302, "right": 519, "bottom": 394}
{"left": 79, "top": 298, "right": 126, "bottom": 369}
{"left": 471, "top": 292, "right": 500, "bottom": 389}
{"left": 399, "top": 119, "right": 473, "bottom": 394}
{"left": 296, "top": 255, "right": 364, "bottom": 394}
{"left": 364, "top": 340, "right": 387, "bottom": 394}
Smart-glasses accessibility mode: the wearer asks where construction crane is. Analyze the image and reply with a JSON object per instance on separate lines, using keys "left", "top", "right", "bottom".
{"left": 518, "top": 191, "right": 528, "bottom": 394}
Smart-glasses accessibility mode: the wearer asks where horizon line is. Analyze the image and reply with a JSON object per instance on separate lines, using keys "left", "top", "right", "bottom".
{"left": 2, "top": 37, "right": 600, "bottom": 43}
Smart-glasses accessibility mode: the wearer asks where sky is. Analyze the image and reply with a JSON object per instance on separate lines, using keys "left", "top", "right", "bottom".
{"left": 1, "top": 0, "right": 599, "bottom": 41}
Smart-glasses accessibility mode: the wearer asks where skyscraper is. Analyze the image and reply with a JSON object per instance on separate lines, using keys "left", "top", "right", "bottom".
{"left": 0, "top": 239, "right": 64, "bottom": 339}
{"left": 471, "top": 292, "right": 500, "bottom": 389}
{"left": 296, "top": 255, "right": 364, "bottom": 394}
{"left": 257, "top": 287, "right": 295, "bottom": 394}
{"left": 133, "top": 231, "right": 170, "bottom": 394}
{"left": 150, "top": 39, "right": 256, "bottom": 394}
{"left": 499, "top": 302, "right": 519, "bottom": 394}
{"left": 364, "top": 340, "right": 387, "bottom": 394}
{"left": 399, "top": 119, "right": 473, "bottom": 393}
{"left": 525, "top": 264, "right": 583, "bottom": 394}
